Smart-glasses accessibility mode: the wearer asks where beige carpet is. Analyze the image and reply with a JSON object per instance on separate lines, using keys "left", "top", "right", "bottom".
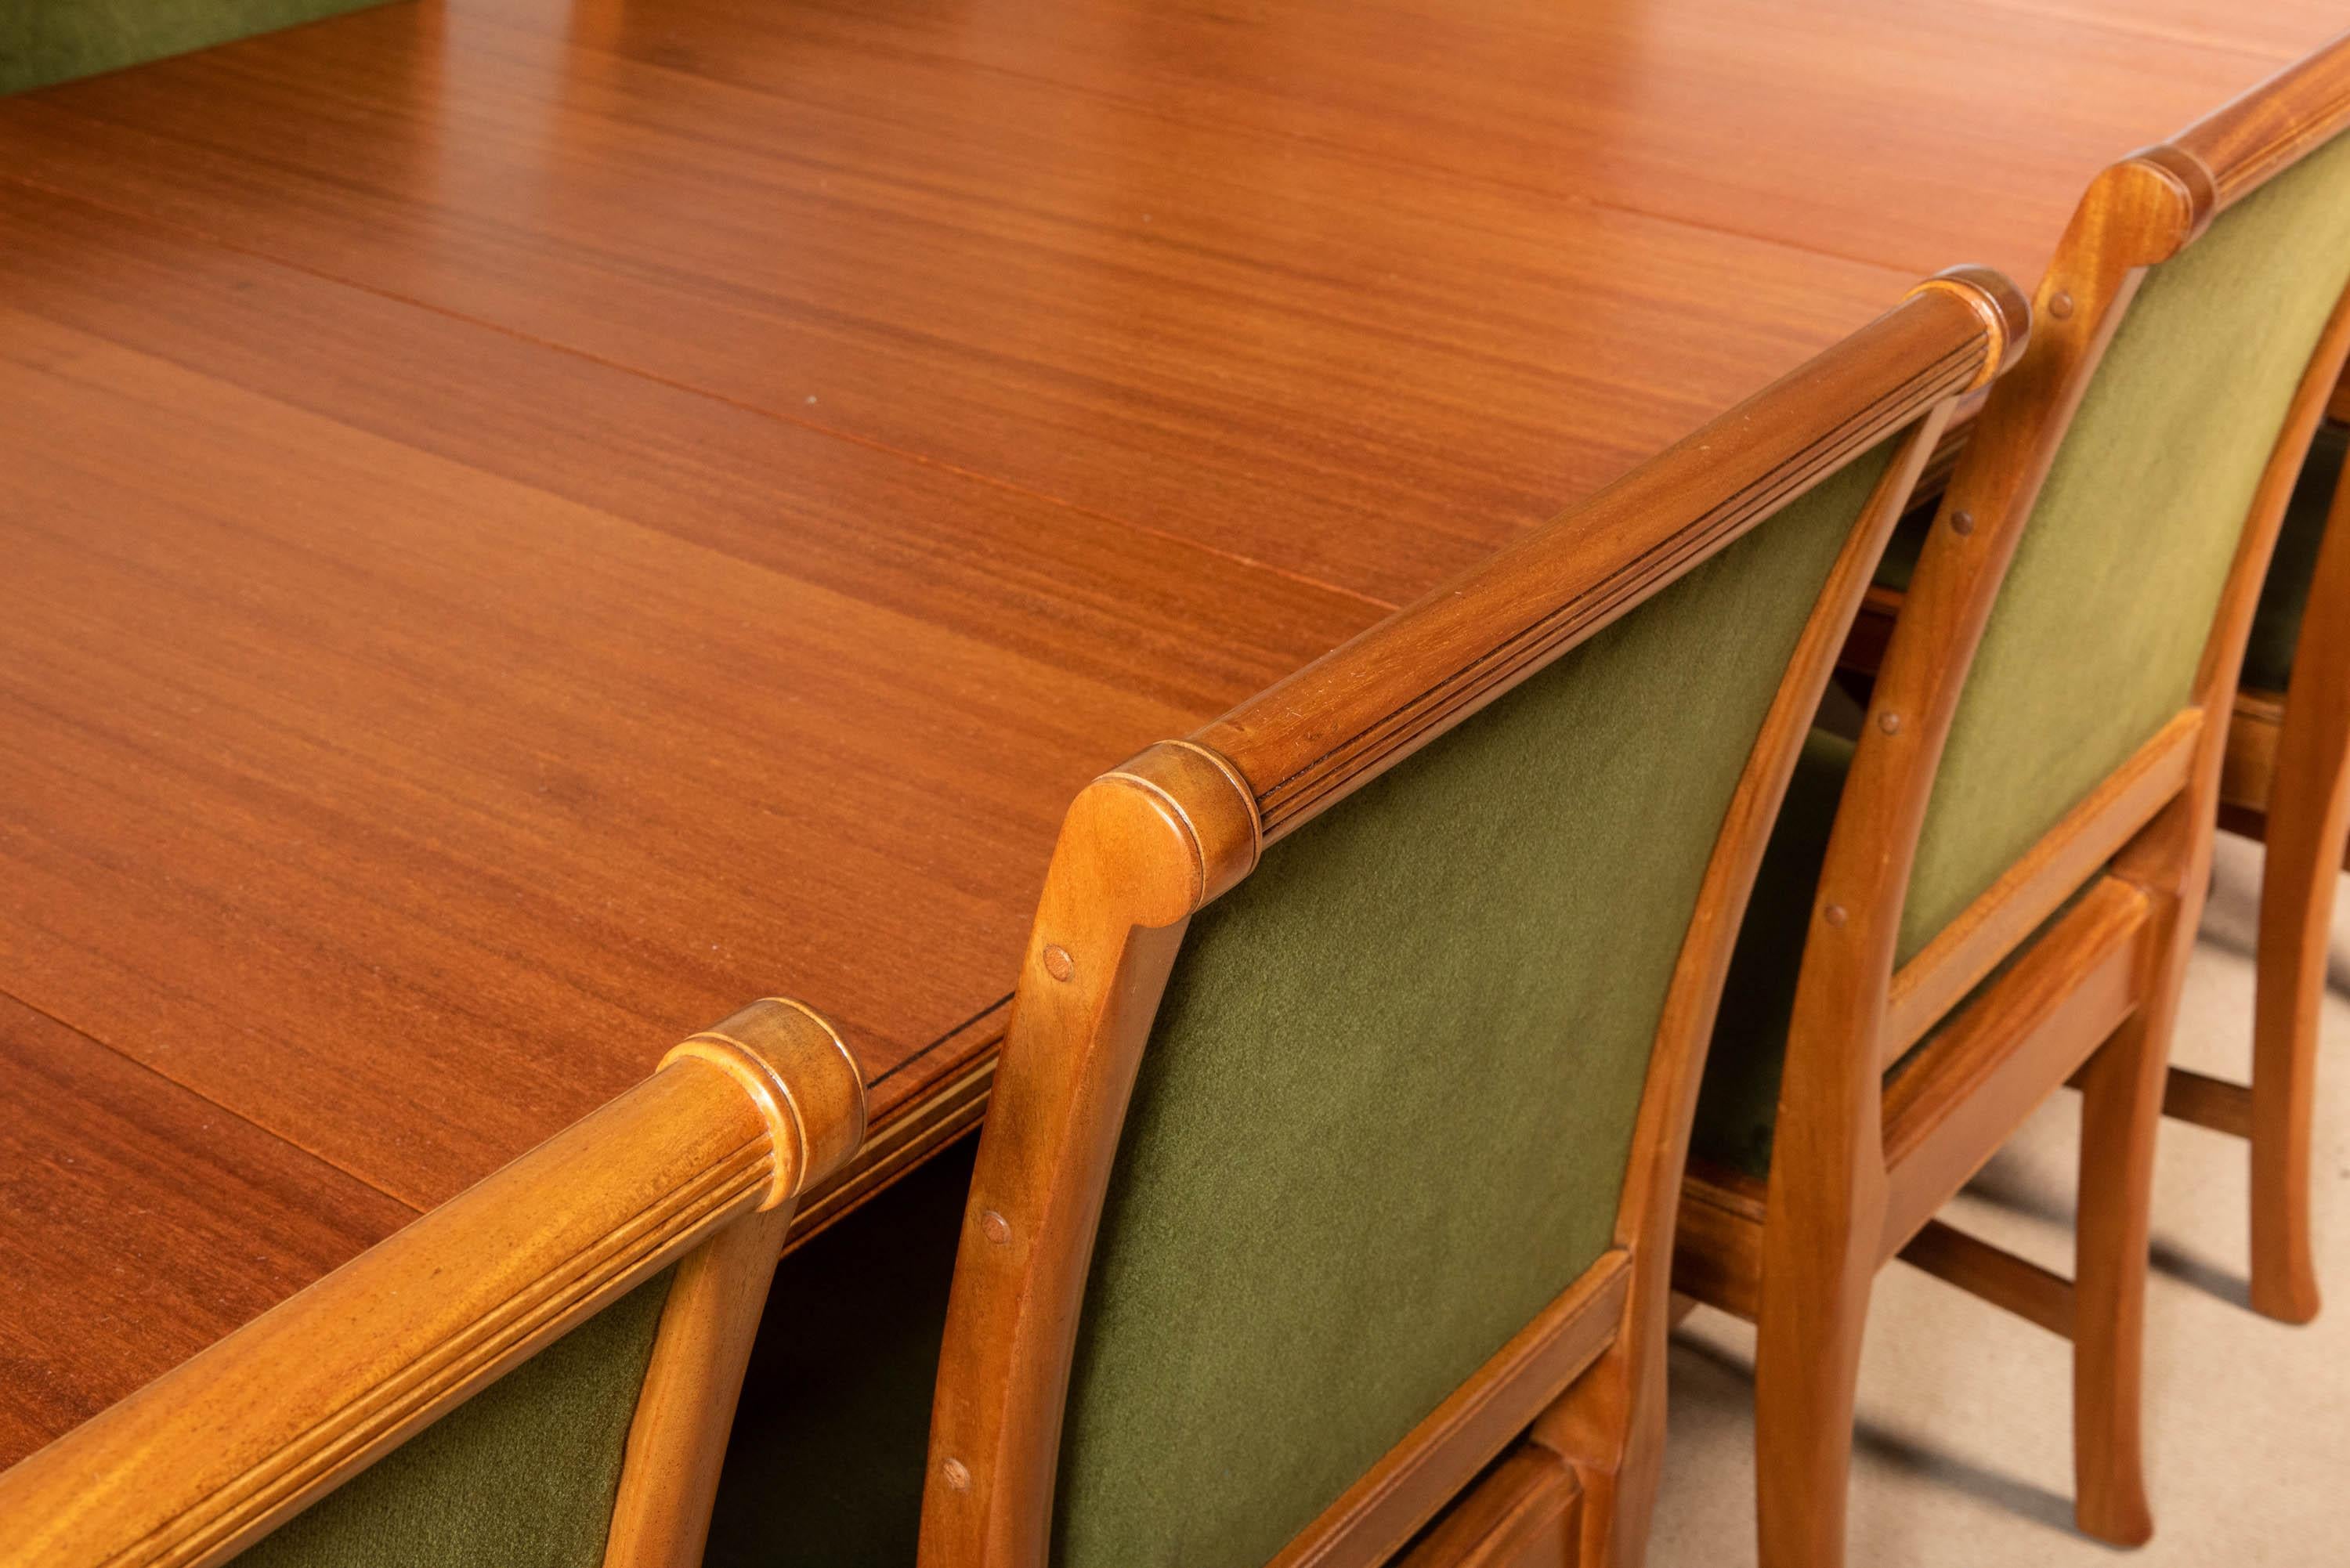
{"left": 1654, "top": 833, "right": 2350, "bottom": 1565}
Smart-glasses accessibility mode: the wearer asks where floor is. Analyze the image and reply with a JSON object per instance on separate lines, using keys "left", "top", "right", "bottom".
{"left": 1655, "top": 833, "right": 2350, "bottom": 1565}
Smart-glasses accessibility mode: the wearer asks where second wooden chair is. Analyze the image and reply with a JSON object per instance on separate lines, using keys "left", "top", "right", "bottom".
{"left": 709, "top": 267, "right": 2024, "bottom": 1568}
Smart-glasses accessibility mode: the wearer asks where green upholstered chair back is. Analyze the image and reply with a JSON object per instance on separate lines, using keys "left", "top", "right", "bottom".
{"left": 2, "top": 0, "right": 392, "bottom": 96}
{"left": 1900, "top": 130, "right": 2350, "bottom": 963}
{"left": 228, "top": 1273, "right": 673, "bottom": 1568}
{"left": 1045, "top": 443, "right": 1899, "bottom": 1566}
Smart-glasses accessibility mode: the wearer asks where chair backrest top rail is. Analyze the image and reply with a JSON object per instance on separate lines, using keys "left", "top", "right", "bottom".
{"left": 1195, "top": 268, "right": 2027, "bottom": 844}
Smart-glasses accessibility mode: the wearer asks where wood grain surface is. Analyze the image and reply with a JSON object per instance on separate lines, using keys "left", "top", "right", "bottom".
{"left": 0, "top": 0, "right": 2338, "bottom": 1464}
{"left": 0, "top": 995, "right": 414, "bottom": 1468}
{"left": 0, "top": 189, "right": 1370, "bottom": 1458}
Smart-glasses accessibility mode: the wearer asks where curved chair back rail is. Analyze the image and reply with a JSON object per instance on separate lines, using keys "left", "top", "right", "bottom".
{"left": 1670, "top": 29, "right": 2350, "bottom": 1568}
{"left": 0, "top": 998, "right": 868, "bottom": 1568}
{"left": 917, "top": 267, "right": 2026, "bottom": 1568}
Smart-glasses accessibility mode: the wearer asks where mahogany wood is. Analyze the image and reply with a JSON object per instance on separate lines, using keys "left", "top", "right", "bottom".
{"left": 2163, "top": 1065, "right": 2257, "bottom": 1139}
{"left": 1860, "top": 442, "right": 2350, "bottom": 1330}
{"left": 1, "top": 0, "right": 2319, "bottom": 595}
{"left": 2222, "top": 690, "right": 2287, "bottom": 810}
{"left": 1672, "top": 1173, "right": 1768, "bottom": 1328}
{"left": 0, "top": 0, "right": 2338, "bottom": 1493}
{"left": 0, "top": 0, "right": 1908, "bottom": 610}
{"left": 0, "top": 198, "right": 1367, "bottom": 1216}
{"left": 1195, "top": 283, "right": 2011, "bottom": 840}
{"left": 1270, "top": 1255, "right": 1630, "bottom": 1568}
{"left": 0, "top": 998, "right": 414, "bottom": 1472}
{"left": 552, "top": 0, "right": 2334, "bottom": 295}
{"left": 604, "top": 1203, "right": 796, "bottom": 1568}
{"left": 1878, "top": 880, "right": 2151, "bottom": 1257}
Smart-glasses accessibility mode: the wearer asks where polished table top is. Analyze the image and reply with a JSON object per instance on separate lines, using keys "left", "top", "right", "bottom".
{"left": 0, "top": 0, "right": 2338, "bottom": 1466}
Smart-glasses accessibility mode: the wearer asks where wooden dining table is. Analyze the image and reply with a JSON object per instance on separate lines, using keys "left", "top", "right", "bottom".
{"left": 1, "top": 0, "right": 2341, "bottom": 1474}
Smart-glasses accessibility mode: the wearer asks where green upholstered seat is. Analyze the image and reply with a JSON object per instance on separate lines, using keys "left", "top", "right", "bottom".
{"left": 2, "top": 0, "right": 394, "bottom": 96}
{"left": 229, "top": 1270, "right": 674, "bottom": 1568}
{"left": 706, "top": 441, "right": 1904, "bottom": 1567}
{"left": 2243, "top": 421, "right": 2350, "bottom": 694}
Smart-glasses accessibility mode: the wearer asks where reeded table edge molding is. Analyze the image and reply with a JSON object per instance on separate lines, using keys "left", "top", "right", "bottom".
{"left": 0, "top": 998, "right": 870, "bottom": 1568}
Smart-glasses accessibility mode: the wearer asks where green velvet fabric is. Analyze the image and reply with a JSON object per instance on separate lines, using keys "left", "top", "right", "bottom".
{"left": 1891, "top": 417, "right": 2350, "bottom": 698}
{"left": 704, "top": 1136, "right": 979, "bottom": 1567}
{"left": 231, "top": 1269, "right": 674, "bottom": 1568}
{"left": 1874, "top": 421, "right": 2350, "bottom": 673}
{"left": 1900, "top": 131, "right": 2350, "bottom": 963}
{"left": 2243, "top": 421, "right": 2350, "bottom": 693}
{"left": 1050, "top": 445, "right": 1897, "bottom": 1568}
{"left": 1, "top": 0, "right": 392, "bottom": 96}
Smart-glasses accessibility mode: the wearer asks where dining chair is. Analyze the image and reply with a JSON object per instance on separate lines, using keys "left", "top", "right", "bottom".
{"left": 0, "top": 997, "right": 869, "bottom": 1568}
{"left": 2175, "top": 399, "right": 2350, "bottom": 1324}
{"left": 1677, "top": 34, "right": 2350, "bottom": 1568}
{"left": 702, "top": 267, "right": 2025, "bottom": 1568}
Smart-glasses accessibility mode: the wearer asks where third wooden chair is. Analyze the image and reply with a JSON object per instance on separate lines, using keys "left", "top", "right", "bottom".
{"left": 1679, "top": 32, "right": 2350, "bottom": 1568}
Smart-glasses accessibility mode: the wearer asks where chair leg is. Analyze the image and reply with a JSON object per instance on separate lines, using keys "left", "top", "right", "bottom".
{"left": 2245, "top": 439, "right": 2350, "bottom": 1322}
{"left": 1752, "top": 1214, "right": 1876, "bottom": 1568}
{"left": 2245, "top": 659, "right": 2350, "bottom": 1323}
{"left": 1528, "top": 1330, "right": 1663, "bottom": 1568}
{"left": 2248, "top": 801, "right": 2335, "bottom": 1324}
{"left": 2072, "top": 1010, "right": 2166, "bottom": 1548}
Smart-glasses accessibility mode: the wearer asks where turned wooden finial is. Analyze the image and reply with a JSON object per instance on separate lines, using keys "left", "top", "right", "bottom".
{"left": 663, "top": 998, "right": 868, "bottom": 1209}
{"left": 1908, "top": 265, "right": 2034, "bottom": 388}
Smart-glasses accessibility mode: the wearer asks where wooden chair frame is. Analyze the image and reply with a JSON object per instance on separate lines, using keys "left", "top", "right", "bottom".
{"left": 914, "top": 269, "right": 2026, "bottom": 1568}
{"left": 0, "top": 997, "right": 869, "bottom": 1568}
{"left": 1675, "top": 38, "right": 2350, "bottom": 1568}
{"left": 2197, "top": 374, "right": 2350, "bottom": 1324}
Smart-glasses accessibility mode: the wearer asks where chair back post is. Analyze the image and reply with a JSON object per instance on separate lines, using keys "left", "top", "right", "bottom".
{"left": 0, "top": 998, "right": 868, "bottom": 1568}
{"left": 917, "top": 742, "right": 1260, "bottom": 1568}
{"left": 916, "top": 270, "right": 2024, "bottom": 1568}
